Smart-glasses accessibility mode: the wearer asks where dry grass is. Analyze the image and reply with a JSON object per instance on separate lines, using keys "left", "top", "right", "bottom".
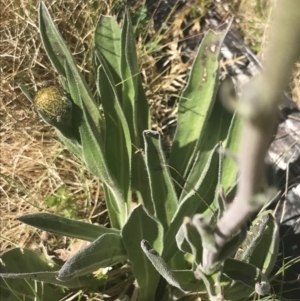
{"left": 1, "top": 0, "right": 299, "bottom": 299}
{"left": 0, "top": 0, "right": 110, "bottom": 254}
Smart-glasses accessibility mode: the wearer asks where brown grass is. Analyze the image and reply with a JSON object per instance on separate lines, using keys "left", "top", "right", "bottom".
{"left": 0, "top": 0, "right": 110, "bottom": 254}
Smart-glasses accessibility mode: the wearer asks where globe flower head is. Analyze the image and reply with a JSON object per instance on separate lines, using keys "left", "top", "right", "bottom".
{"left": 34, "top": 86, "right": 72, "bottom": 125}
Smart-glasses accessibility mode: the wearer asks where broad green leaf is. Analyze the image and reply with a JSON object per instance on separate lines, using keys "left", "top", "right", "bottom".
{"left": 56, "top": 130, "right": 83, "bottom": 159}
{"left": 39, "top": 2, "right": 102, "bottom": 132}
{"left": 176, "top": 223, "right": 192, "bottom": 254}
{"left": 143, "top": 130, "right": 178, "bottom": 232}
{"left": 163, "top": 144, "right": 220, "bottom": 262}
{"left": 248, "top": 214, "right": 279, "bottom": 276}
{"left": 197, "top": 220, "right": 247, "bottom": 275}
{"left": 179, "top": 142, "right": 221, "bottom": 210}
{"left": 1, "top": 271, "right": 77, "bottom": 286}
{"left": 223, "top": 281, "right": 253, "bottom": 301}
{"left": 1, "top": 280, "right": 63, "bottom": 301}
{"left": 185, "top": 144, "right": 221, "bottom": 221}
{"left": 1, "top": 276, "right": 64, "bottom": 301}
{"left": 192, "top": 214, "right": 217, "bottom": 254}
{"left": 18, "top": 213, "right": 119, "bottom": 242}
{"left": 141, "top": 240, "right": 203, "bottom": 293}
{"left": 216, "top": 184, "right": 226, "bottom": 221}
{"left": 169, "top": 23, "right": 231, "bottom": 193}
{"left": 131, "top": 152, "right": 153, "bottom": 214}
{"left": 262, "top": 218, "right": 279, "bottom": 276}
{"left": 94, "top": 15, "right": 122, "bottom": 87}
{"left": 0, "top": 249, "right": 84, "bottom": 300}
{"left": 96, "top": 51, "right": 132, "bottom": 211}
{"left": 39, "top": 113, "right": 81, "bottom": 142}
{"left": 223, "top": 258, "right": 266, "bottom": 291}
{"left": 172, "top": 270, "right": 206, "bottom": 292}
{"left": 179, "top": 85, "right": 234, "bottom": 203}
{"left": 101, "top": 185, "right": 122, "bottom": 231}
{"left": 221, "top": 111, "right": 242, "bottom": 195}
{"left": 178, "top": 90, "right": 235, "bottom": 225}
{"left": 218, "top": 225, "right": 247, "bottom": 262}
{"left": 194, "top": 267, "right": 222, "bottom": 300}
{"left": 38, "top": 1, "right": 64, "bottom": 76}
{"left": 120, "top": 9, "right": 150, "bottom": 136}
{"left": 235, "top": 213, "right": 270, "bottom": 263}
{"left": 122, "top": 205, "right": 163, "bottom": 301}
{"left": 120, "top": 10, "right": 152, "bottom": 211}
{"left": 141, "top": 240, "right": 182, "bottom": 291}
{"left": 178, "top": 217, "right": 203, "bottom": 265}
{"left": 57, "top": 233, "right": 127, "bottom": 281}
{"left": 65, "top": 60, "right": 127, "bottom": 228}
{"left": 167, "top": 249, "right": 186, "bottom": 271}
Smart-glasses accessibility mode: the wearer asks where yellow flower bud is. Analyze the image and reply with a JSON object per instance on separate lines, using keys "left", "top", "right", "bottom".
{"left": 34, "top": 86, "right": 72, "bottom": 124}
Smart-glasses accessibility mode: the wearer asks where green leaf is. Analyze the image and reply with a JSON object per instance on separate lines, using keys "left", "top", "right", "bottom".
{"left": 143, "top": 130, "right": 178, "bottom": 232}
{"left": 222, "top": 280, "right": 253, "bottom": 301}
{"left": 248, "top": 214, "right": 279, "bottom": 276}
{"left": 1, "top": 284, "right": 58, "bottom": 301}
{"left": 38, "top": 1, "right": 65, "bottom": 76}
{"left": 238, "top": 214, "right": 269, "bottom": 263}
{"left": 1, "top": 275, "right": 64, "bottom": 301}
{"left": 192, "top": 214, "right": 217, "bottom": 253}
{"left": 56, "top": 130, "right": 83, "bottom": 159}
{"left": 174, "top": 90, "right": 236, "bottom": 224}
{"left": 169, "top": 24, "right": 231, "bottom": 193}
{"left": 1, "top": 270, "right": 85, "bottom": 290}
{"left": 18, "top": 213, "right": 119, "bottom": 242}
{"left": 221, "top": 111, "right": 242, "bottom": 195}
{"left": 120, "top": 10, "right": 152, "bottom": 211}
{"left": 94, "top": 15, "right": 122, "bottom": 88}
{"left": 65, "top": 60, "right": 127, "bottom": 229}
{"left": 57, "top": 233, "right": 127, "bottom": 281}
{"left": 96, "top": 51, "right": 132, "bottom": 210}
{"left": 141, "top": 240, "right": 183, "bottom": 291}
{"left": 120, "top": 9, "right": 150, "bottom": 136}
{"left": 179, "top": 85, "right": 234, "bottom": 204}
{"left": 163, "top": 143, "right": 220, "bottom": 262}
{"left": 102, "top": 186, "right": 123, "bottom": 231}
{"left": 216, "top": 184, "right": 226, "bottom": 220}
{"left": 141, "top": 240, "right": 203, "bottom": 293}
{"left": 223, "top": 258, "right": 264, "bottom": 290}
{"left": 0, "top": 249, "right": 85, "bottom": 298}
{"left": 175, "top": 223, "right": 193, "bottom": 255}
{"left": 261, "top": 218, "right": 279, "bottom": 276}
{"left": 194, "top": 267, "right": 222, "bottom": 301}
{"left": 218, "top": 225, "right": 247, "bottom": 262}
{"left": 176, "top": 217, "right": 203, "bottom": 265}
{"left": 172, "top": 270, "right": 206, "bottom": 292}
{"left": 39, "top": 1, "right": 102, "bottom": 132}
{"left": 122, "top": 205, "right": 163, "bottom": 301}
